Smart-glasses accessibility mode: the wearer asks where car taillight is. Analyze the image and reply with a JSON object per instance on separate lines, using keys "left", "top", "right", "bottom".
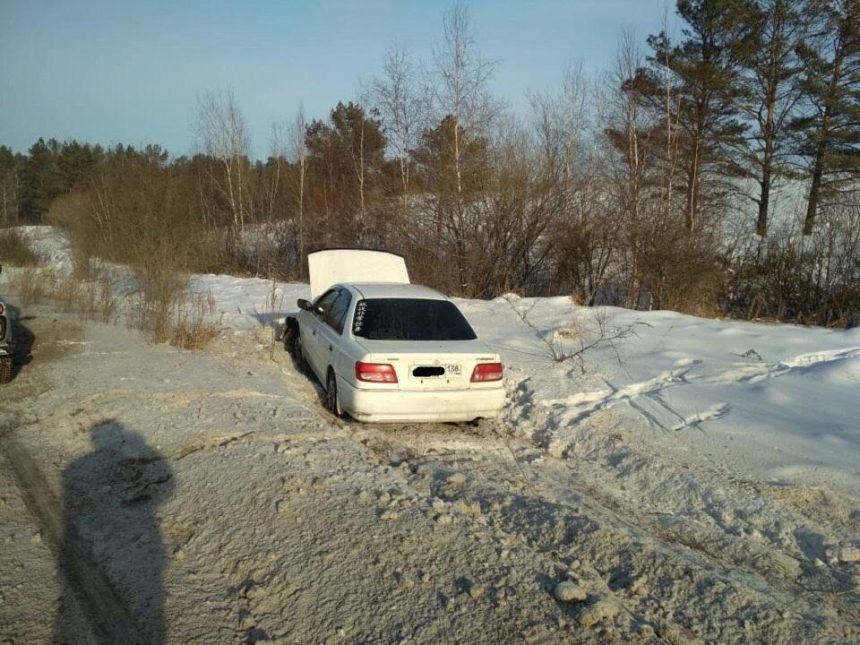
{"left": 0, "top": 303, "right": 4, "bottom": 315}
{"left": 355, "top": 361, "right": 398, "bottom": 383}
{"left": 471, "top": 362, "right": 503, "bottom": 382}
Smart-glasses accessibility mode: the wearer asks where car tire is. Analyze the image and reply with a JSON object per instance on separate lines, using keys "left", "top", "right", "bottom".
{"left": 286, "top": 328, "right": 308, "bottom": 372}
{"left": 0, "top": 356, "right": 11, "bottom": 385}
{"left": 325, "top": 369, "right": 344, "bottom": 418}
{"left": 285, "top": 324, "right": 298, "bottom": 355}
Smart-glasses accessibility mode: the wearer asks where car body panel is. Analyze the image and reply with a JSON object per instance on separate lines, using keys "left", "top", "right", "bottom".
{"left": 356, "top": 340, "right": 498, "bottom": 392}
{"left": 307, "top": 250, "right": 409, "bottom": 300}
{"left": 338, "top": 377, "right": 506, "bottom": 423}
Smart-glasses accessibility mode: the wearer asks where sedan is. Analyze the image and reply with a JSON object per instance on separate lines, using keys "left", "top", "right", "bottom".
{"left": 283, "top": 250, "right": 505, "bottom": 423}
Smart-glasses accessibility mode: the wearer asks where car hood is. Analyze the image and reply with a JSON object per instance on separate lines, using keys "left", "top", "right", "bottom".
{"left": 308, "top": 249, "right": 409, "bottom": 299}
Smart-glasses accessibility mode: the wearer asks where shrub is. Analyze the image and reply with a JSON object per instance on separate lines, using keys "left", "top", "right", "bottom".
{"left": 0, "top": 229, "right": 40, "bottom": 266}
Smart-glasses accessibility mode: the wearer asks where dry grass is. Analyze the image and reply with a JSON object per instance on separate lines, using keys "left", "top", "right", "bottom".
{"left": 7, "top": 268, "right": 56, "bottom": 305}
{"left": 168, "top": 291, "right": 222, "bottom": 350}
{"left": 0, "top": 229, "right": 40, "bottom": 267}
{"left": 129, "top": 286, "right": 221, "bottom": 350}
{"left": 7, "top": 268, "right": 118, "bottom": 323}
{"left": 11, "top": 267, "right": 221, "bottom": 350}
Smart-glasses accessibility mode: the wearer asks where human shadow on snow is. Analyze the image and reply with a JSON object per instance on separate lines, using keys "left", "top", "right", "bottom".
{"left": 53, "top": 420, "right": 174, "bottom": 645}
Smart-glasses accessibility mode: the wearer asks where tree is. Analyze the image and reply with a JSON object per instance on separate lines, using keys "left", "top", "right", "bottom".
{"left": 0, "top": 146, "right": 23, "bottom": 227}
{"left": 305, "top": 102, "right": 387, "bottom": 246}
{"left": 605, "top": 33, "right": 661, "bottom": 307}
{"left": 792, "top": 0, "right": 860, "bottom": 235}
{"left": 430, "top": 5, "right": 496, "bottom": 205}
{"left": 196, "top": 88, "right": 251, "bottom": 230}
{"left": 645, "top": 0, "right": 757, "bottom": 231}
{"left": 738, "top": 0, "right": 808, "bottom": 236}
{"left": 412, "top": 115, "right": 490, "bottom": 293}
{"left": 291, "top": 105, "right": 308, "bottom": 274}
{"left": 367, "top": 44, "right": 423, "bottom": 224}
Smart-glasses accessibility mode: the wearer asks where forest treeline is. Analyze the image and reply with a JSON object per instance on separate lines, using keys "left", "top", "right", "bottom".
{"left": 1, "top": 0, "right": 858, "bottom": 326}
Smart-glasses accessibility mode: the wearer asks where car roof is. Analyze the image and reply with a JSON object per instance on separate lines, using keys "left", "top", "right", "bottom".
{"left": 341, "top": 282, "right": 448, "bottom": 301}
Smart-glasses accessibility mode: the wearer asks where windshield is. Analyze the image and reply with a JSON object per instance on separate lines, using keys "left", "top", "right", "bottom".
{"left": 352, "top": 298, "right": 477, "bottom": 341}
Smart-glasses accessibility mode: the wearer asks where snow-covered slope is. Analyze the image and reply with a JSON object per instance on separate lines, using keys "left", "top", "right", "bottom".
{"left": 187, "top": 270, "right": 860, "bottom": 497}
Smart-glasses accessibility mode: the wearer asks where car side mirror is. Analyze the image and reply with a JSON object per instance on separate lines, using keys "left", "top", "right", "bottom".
{"left": 297, "top": 298, "right": 311, "bottom": 311}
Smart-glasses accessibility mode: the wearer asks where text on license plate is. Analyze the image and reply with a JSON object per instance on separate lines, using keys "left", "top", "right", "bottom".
{"left": 445, "top": 363, "right": 461, "bottom": 375}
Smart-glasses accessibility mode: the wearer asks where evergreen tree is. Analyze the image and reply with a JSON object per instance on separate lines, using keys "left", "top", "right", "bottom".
{"left": 305, "top": 102, "right": 387, "bottom": 245}
{"left": 738, "top": 0, "right": 809, "bottom": 235}
{"left": 792, "top": 0, "right": 860, "bottom": 234}
{"left": 0, "top": 146, "right": 24, "bottom": 226}
{"left": 645, "top": 0, "right": 757, "bottom": 231}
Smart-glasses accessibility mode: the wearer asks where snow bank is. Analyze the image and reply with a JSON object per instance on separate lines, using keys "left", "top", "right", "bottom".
{"left": 196, "top": 264, "right": 860, "bottom": 497}
{"left": 11, "top": 225, "right": 73, "bottom": 266}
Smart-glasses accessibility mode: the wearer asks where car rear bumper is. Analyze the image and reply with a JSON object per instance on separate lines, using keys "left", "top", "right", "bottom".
{"left": 338, "top": 379, "right": 506, "bottom": 423}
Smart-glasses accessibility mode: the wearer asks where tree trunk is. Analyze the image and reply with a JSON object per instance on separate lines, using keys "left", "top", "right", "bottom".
{"left": 803, "top": 144, "right": 825, "bottom": 235}
{"left": 756, "top": 172, "right": 771, "bottom": 237}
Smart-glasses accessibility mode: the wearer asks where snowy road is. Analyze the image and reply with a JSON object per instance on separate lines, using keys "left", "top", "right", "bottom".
{"left": 1, "top": 297, "right": 858, "bottom": 643}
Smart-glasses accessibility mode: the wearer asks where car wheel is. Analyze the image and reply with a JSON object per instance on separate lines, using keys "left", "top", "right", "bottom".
{"left": 285, "top": 324, "right": 299, "bottom": 355}
{"left": 288, "top": 331, "right": 308, "bottom": 370}
{"left": 283, "top": 324, "right": 292, "bottom": 352}
{"left": 0, "top": 356, "right": 11, "bottom": 385}
{"left": 325, "top": 369, "right": 344, "bottom": 418}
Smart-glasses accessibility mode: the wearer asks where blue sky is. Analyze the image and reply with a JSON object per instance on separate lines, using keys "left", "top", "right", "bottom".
{"left": 0, "top": 0, "right": 675, "bottom": 159}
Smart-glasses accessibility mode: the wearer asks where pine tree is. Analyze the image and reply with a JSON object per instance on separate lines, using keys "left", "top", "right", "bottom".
{"left": 738, "top": 0, "right": 809, "bottom": 236}
{"left": 645, "top": 0, "right": 758, "bottom": 231}
{"left": 792, "top": 0, "right": 860, "bottom": 235}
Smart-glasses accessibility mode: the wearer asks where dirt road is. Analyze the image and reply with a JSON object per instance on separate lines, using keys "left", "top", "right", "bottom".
{"left": 1, "top": 301, "right": 858, "bottom": 643}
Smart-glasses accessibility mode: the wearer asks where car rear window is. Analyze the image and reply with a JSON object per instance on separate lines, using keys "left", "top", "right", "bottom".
{"left": 352, "top": 298, "right": 477, "bottom": 341}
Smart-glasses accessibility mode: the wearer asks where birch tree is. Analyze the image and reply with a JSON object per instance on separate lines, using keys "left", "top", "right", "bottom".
{"left": 431, "top": 5, "right": 496, "bottom": 202}
{"left": 291, "top": 105, "right": 308, "bottom": 275}
{"left": 425, "top": 5, "right": 497, "bottom": 290}
{"left": 368, "top": 44, "right": 423, "bottom": 222}
{"left": 196, "top": 88, "right": 251, "bottom": 231}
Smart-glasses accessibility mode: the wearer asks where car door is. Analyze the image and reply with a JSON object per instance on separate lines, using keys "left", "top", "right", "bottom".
{"left": 301, "top": 289, "right": 339, "bottom": 379}
{"left": 316, "top": 289, "right": 353, "bottom": 384}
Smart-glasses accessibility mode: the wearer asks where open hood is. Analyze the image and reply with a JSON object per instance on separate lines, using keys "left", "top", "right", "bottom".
{"left": 307, "top": 249, "right": 410, "bottom": 299}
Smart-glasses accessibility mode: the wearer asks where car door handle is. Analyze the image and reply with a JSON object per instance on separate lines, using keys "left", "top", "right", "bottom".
{"left": 312, "top": 330, "right": 317, "bottom": 336}
{"left": 328, "top": 345, "right": 333, "bottom": 352}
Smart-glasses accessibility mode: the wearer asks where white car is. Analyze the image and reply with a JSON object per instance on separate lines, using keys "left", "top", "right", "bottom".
{"left": 283, "top": 249, "right": 505, "bottom": 423}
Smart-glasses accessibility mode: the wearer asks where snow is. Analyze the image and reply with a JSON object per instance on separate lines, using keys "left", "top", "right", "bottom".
{"left": 2, "top": 226, "right": 859, "bottom": 641}
{"left": 11, "top": 225, "right": 73, "bottom": 266}
{"left": 192, "top": 268, "right": 860, "bottom": 497}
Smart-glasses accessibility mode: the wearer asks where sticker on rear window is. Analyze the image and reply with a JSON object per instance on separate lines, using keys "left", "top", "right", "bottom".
{"left": 353, "top": 300, "right": 367, "bottom": 334}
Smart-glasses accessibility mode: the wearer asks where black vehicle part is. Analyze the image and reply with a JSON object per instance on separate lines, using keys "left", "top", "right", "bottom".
{"left": 325, "top": 369, "right": 344, "bottom": 418}
{"left": 0, "top": 356, "right": 12, "bottom": 385}
{"left": 413, "top": 366, "right": 445, "bottom": 378}
{"left": 283, "top": 318, "right": 299, "bottom": 354}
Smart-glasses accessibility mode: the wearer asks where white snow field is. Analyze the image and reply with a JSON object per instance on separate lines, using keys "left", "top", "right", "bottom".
{"left": 1, "top": 226, "right": 859, "bottom": 642}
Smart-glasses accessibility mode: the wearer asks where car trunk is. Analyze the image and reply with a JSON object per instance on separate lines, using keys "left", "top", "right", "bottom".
{"left": 356, "top": 339, "right": 498, "bottom": 391}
